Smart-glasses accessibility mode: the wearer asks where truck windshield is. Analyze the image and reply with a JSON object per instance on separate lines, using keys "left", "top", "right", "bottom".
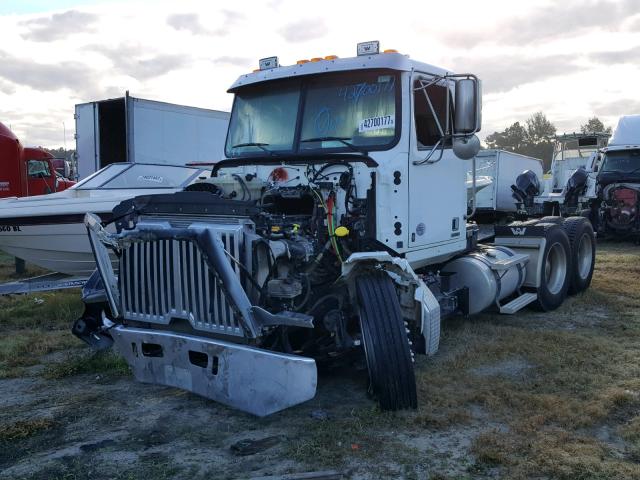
{"left": 225, "top": 70, "right": 399, "bottom": 157}
{"left": 601, "top": 150, "right": 640, "bottom": 173}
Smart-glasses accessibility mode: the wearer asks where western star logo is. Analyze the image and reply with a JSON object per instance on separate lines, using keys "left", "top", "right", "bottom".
{"left": 510, "top": 227, "right": 527, "bottom": 235}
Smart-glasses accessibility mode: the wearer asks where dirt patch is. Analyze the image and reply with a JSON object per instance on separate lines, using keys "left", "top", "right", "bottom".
{"left": 469, "top": 358, "right": 533, "bottom": 379}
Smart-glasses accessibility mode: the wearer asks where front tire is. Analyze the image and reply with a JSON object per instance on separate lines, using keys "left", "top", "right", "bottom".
{"left": 356, "top": 272, "right": 417, "bottom": 411}
{"left": 534, "top": 223, "right": 572, "bottom": 311}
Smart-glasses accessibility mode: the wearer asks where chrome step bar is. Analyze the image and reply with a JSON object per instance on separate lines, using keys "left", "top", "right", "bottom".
{"left": 499, "top": 292, "right": 538, "bottom": 314}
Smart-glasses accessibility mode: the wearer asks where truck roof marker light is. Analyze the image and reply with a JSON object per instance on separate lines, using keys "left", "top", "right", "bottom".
{"left": 324, "top": 55, "right": 338, "bottom": 60}
{"left": 296, "top": 59, "right": 309, "bottom": 64}
{"left": 383, "top": 49, "right": 398, "bottom": 54}
{"left": 357, "top": 41, "right": 380, "bottom": 56}
{"left": 258, "top": 56, "right": 279, "bottom": 70}
{"left": 310, "top": 57, "right": 323, "bottom": 62}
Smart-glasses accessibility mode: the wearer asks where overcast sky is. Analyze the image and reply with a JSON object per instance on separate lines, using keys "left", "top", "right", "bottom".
{"left": 0, "top": 0, "right": 639, "bottom": 147}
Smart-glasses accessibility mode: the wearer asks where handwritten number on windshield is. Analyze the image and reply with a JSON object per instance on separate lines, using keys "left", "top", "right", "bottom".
{"left": 337, "top": 77, "right": 395, "bottom": 104}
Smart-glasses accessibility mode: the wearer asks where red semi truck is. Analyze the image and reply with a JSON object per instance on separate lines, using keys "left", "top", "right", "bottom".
{"left": 0, "top": 121, "right": 74, "bottom": 198}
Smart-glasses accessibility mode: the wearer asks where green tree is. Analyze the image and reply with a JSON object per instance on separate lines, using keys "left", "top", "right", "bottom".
{"left": 525, "top": 112, "right": 556, "bottom": 144}
{"left": 580, "top": 117, "right": 612, "bottom": 134}
{"left": 524, "top": 112, "right": 556, "bottom": 168}
{"left": 485, "top": 112, "right": 557, "bottom": 170}
{"left": 485, "top": 121, "right": 527, "bottom": 152}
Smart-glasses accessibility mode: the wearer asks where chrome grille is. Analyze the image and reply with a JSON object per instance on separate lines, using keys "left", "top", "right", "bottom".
{"left": 119, "top": 226, "right": 245, "bottom": 337}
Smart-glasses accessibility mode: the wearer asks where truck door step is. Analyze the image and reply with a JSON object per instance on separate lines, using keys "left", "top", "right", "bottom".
{"left": 499, "top": 292, "right": 537, "bottom": 314}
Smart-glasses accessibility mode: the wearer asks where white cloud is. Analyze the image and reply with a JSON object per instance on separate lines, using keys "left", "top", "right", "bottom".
{"left": 0, "top": 0, "right": 638, "bottom": 147}
{"left": 278, "top": 18, "right": 328, "bottom": 42}
{"left": 20, "top": 9, "right": 98, "bottom": 41}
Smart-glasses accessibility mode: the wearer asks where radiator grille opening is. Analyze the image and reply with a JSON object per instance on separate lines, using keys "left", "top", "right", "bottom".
{"left": 119, "top": 228, "right": 245, "bottom": 337}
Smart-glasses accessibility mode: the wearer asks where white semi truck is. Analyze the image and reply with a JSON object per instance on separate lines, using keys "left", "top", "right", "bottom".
{"left": 75, "top": 93, "right": 230, "bottom": 180}
{"left": 76, "top": 43, "right": 597, "bottom": 416}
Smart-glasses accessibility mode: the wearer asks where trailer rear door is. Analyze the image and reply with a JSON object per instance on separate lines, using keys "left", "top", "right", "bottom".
{"left": 75, "top": 103, "right": 98, "bottom": 180}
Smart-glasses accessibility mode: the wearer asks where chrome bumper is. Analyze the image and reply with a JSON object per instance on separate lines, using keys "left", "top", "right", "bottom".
{"left": 112, "top": 326, "right": 317, "bottom": 416}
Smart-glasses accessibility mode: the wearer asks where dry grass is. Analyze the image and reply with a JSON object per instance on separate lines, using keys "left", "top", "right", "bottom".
{"left": 0, "top": 254, "right": 85, "bottom": 377}
{"left": 43, "top": 350, "right": 130, "bottom": 379}
{"left": 0, "top": 293, "right": 84, "bottom": 378}
{"left": 286, "top": 407, "right": 418, "bottom": 466}
{"left": 0, "top": 418, "right": 56, "bottom": 441}
{"left": 409, "top": 242, "right": 640, "bottom": 478}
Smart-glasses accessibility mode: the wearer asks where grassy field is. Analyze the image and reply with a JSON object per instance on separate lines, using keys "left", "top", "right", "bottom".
{"left": 0, "top": 244, "right": 639, "bottom": 479}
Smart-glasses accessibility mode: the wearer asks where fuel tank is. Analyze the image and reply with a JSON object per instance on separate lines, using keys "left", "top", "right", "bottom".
{"left": 441, "top": 246, "right": 525, "bottom": 315}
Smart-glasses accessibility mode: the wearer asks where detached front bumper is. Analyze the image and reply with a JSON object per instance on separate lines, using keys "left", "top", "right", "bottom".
{"left": 112, "top": 325, "right": 317, "bottom": 416}
{"left": 85, "top": 213, "right": 318, "bottom": 415}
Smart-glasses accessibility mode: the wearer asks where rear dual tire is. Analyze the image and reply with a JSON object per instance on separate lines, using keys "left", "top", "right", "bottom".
{"left": 534, "top": 223, "right": 571, "bottom": 311}
{"left": 563, "top": 217, "right": 596, "bottom": 294}
{"left": 538, "top": 216, "right": 596, "bottom": 294}
{"left": 533, "top": 216, "right": 596, "bottom": 309}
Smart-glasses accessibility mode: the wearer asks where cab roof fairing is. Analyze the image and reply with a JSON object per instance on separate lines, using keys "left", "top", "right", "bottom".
{"left": 227, "top": 53, "right": 452, "bottom": 92}
{"left": 609, "top": 115, "right": 640, "bottom": 147}
{"left": 602, "top": 144, "right": 640, "bottom": 153}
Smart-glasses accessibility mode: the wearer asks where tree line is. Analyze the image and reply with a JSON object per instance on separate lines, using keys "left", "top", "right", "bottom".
{"left": 485, "top": 114, "right": 612, "bottom": 171}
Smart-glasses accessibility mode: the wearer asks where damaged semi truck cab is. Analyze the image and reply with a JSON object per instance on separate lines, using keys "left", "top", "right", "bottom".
{"left": 78, "top": 43, "right": 596, "bottom": 416}
{"left": 597, "top": 116, "right": 640, "bottom": 239}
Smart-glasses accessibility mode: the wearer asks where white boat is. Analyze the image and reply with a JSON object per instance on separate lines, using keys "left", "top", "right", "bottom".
{"left": 0, "top": 163, "right": 207, "bottom": 276}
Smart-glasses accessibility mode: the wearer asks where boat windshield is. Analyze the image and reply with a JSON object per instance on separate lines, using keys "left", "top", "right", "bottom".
{"left": 553, "top": 135, "right": 608, "bottom": 162}
{"left": 601, "top": 150, "right": 640, "bottom": 174}
{"left": 225, "top": 69, "right": 400, "bottom": 158}
{"left": 72, "top": 163, "right": 205, "bottom": 190}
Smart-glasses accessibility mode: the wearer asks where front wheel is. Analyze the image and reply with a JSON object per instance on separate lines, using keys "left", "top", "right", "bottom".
{"left": 356, "top": 272, "right": 417, "bottom": 411}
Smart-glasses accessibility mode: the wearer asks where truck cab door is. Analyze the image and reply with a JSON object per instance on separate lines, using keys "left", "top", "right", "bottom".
{"left": 407, "top": 74, "right": 468, "bottom": 251}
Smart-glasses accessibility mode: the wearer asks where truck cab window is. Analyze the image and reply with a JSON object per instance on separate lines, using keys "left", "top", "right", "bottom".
{"left": 27, "top": 160, "right": 51, "bottom": 177}
{"left": 413, "top": 81, "right": 449, "bottom": 149}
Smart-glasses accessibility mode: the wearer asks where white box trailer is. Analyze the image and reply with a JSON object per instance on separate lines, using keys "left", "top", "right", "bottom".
{"left": 473, "top": 149, "right": 543, "bottom": 215}
{"left": 75, "top": 93, "right": 230, "bottom": 179}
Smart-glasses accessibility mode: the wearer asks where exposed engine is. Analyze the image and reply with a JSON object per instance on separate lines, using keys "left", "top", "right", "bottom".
{"left": 601, "top": 183, "right": 640, "bottom": 233}
{"left": 100, "top": 161, "right": 387, "bottom": 363}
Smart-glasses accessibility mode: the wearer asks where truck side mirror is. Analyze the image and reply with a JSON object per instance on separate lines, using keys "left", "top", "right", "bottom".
{"left": 454, "top": 78, "right": 482, "bottom": 135}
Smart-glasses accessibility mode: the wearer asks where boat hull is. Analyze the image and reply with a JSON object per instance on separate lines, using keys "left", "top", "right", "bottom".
{"left": 0, "top": 218, "right": 113, "bottom": 276}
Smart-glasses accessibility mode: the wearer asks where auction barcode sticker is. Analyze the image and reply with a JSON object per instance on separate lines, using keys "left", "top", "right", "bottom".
{"left": 358, "top": 115, "right": 395, "bottom": 133}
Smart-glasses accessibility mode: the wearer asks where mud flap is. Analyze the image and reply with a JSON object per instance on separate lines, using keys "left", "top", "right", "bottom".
{"left": 111, "top": 326, "right": 317, "bottom": 416}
